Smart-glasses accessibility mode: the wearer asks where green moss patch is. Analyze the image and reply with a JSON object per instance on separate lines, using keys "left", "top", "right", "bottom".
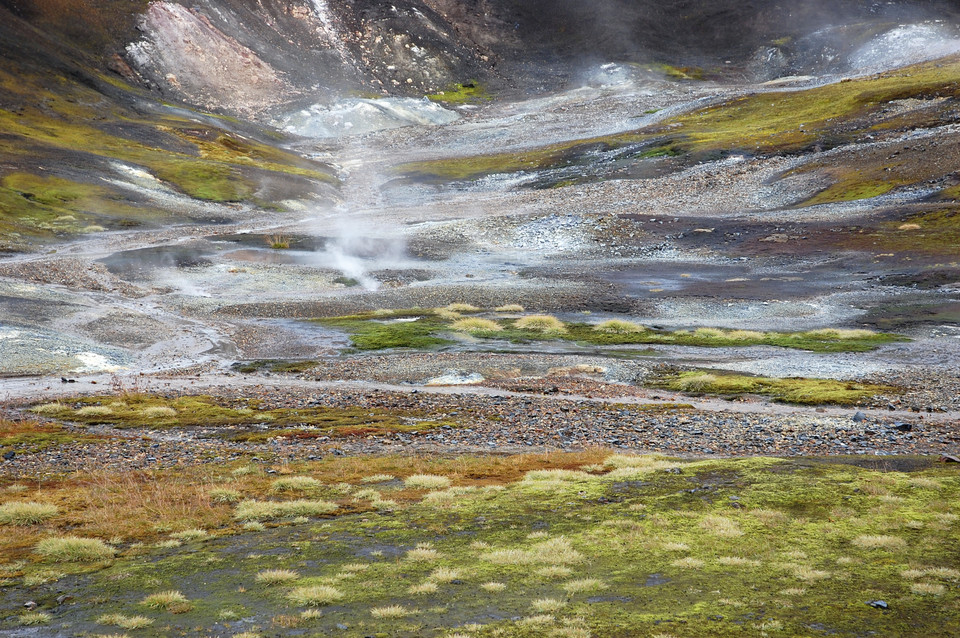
{"left": 651, "top": 370, "right": 897, "bottom": 406}
{"left": 0, "top": 418, "right": 100, "bottom": 453}
{"left": 34, "top": 395, "right": 454, "bottom": 437}
{"left": 313, "top": 311, "right": 906, "bottom": 354}
{"left": 426, "top": 80, "right": 488, "bottom": 104}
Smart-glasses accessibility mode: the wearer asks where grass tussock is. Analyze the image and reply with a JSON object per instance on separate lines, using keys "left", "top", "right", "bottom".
{"left": 495, "top": 304, "right": 525, "bottom": 312}
{"left": 96, "top": 614, "right": 154, "bottom": 629}
{"left": 141, "top": 406, "right": 177, "bottom": 419}
{"left": 169, "top": 528, "right": 208, "bottom": 541}
{"left": 209, "top": 488, "right": 242, "bottom": 503}
{"left": 256, "top": 569, "right": 300, "bottom": 585}
{"left": 852, "top": 535, "right": 907, "bottom": 550}
{"left": 234, "top": 499, "right": 338, "bottom": 521}
{"left": 287, "top": 585, "right": 344, "bottom": 607}
{"left": 370, "top": 604, "right": 416, "bottom": 618}
{"left": 0, "top": 501, "right": 59, "bottom": 525}
{"left": 271, "top": 476, "right": 322, "bottom": 493}
{"left": 451, "top": 318, "right": 503, "bottom": 333}
{"left": 562, "top": 578, "right": 608, "bottom": 594}
{"left": 484, "top": 537, "right": 583, "bottom": 566}
{"left": 18, "top": 612, "right": 51, "bottom": 625}
{"left": 593, "top": 319, "right": 645, "bottom": 334}
{"left": 530, "top": 598, "right": 567, "bottom": 612}
{"left": 360, "top": 474, "right": 395, "bottom": 483}
{"left": 35, "top": 536, "right": 115, "bottom": 562}
{"left": 140, "top": 590, "right": 189, "bottom": 610}
{"left": 445, "top": 303, "right": 481, "bottom": 313}
{"left": 515, "top": 315, "right": 567, "bottom": 334}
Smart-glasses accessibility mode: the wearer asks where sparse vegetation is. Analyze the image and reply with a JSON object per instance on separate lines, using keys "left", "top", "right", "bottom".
{"left": 653, "top": 370, "right": 896, "bottom": 405}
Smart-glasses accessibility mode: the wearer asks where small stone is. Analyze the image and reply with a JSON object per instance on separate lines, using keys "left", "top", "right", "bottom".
{"left": 894, "top": 422, "right": 912, "bottom": 432}
{"left": 852, "top": 411, "right": 867, "bottom": 423}
{"left": 2, "top": 450, "right": 14, "bottom": 461}
{"left": 867, "top": 600, "right": 889, "bottom": 609}
{"left": 24, "top": 601, "right": 37, "bottom": 610}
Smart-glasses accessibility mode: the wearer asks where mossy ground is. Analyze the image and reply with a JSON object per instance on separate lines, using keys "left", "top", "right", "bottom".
{"left": 650, "top": 370, "right": 897, "bottom": 406}
{"left": 29, "top": 394, "right": 455, "bottom": 438}
{"left": 0, "top": 62, "right": 337, "bottom": 249}
{"left": 0, "top": 417, "right": 101, "bottom": 454}
{"left": 426, "top": 81, "right": 488, "bottom": 104}
{"left": 3, "top": 453, "right": 958, "bottom": 637}
{"left": 312, "top": 310, "right": 905, "bottom": 354}
{"left": 396, "top": 55, "right": 960, "bottom": 184}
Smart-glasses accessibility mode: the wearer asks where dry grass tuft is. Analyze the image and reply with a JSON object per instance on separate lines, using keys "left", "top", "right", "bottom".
{"left": 515, "top": 314, "right": 567, "bottom": 334}
{"left": 671, "top": 557, "right": 705, "bottom": 569}
{"left": 452, "top": 318, "right": 503, "bottom": 333}
{"left": 700, "top": 515, "right": 743, "bottom": 537}
{"left": 370, "top": 604, "right": 416, "bottom": 618}
{"left": 593, "top": 319, "right": 645, "bottom": 334}
{"left": 495, "top": 304, "right": 525, "bottom": 312}
{"left": 727, "top": 330, "right": 766, "bottom": 340}
{"left": 209, "top": 488, "right": 242, "bottom": 504}
{"left": 234, "top": 499, "right": 338, "bottom": 521}
{"left": 790, "top": 565, "right": 831, "bottom": 582}
{"left": 676, "top": 373, "right": 718, "bottom": 392}
{"left": 408, "top": 581, "right": 438, "bottom": 594}
{"left": 484, "top": 537, "right": 583, "bottom": 566}
{"left": 428, "top": 566, "right": 463, "bottom": 582}
{"left": 445, "top": 303, "right": 481, "bottom": 313}
{"left": 287, "top": 585, "right": 344, "bottom": 607}
{"left": 404, "top": 474, "right": 452, "bottom": 489}
{"left": 36, "top": 536, "right": 115, "bottom": 562}
{"left": 911, "top": 582, "right": 946, "bottom": 595}
{"left": 805, "top": 328, "right": 877, "bottom": 339}
{"left": 96, "top": 614, "right": 154, "bottom": 629}
{"left": 140, "top": 590, "right": 189, "bottom": 610}
{"left": 852, "top": 534, "right": 907, "bottom": 550}
{"left": 480, "top": 581, "right": 507, "bottom": 592}
{"left": 30, "top": 403, "right": 68, "bottom": 415}
{"left": 360, "top": 474, "right": 395, "bottom": 483}
{"left": 271, "top": 476, "right": 322, "bottom": 493}
{"left": 0, "top": 501, "right": 59, "bottom": 525}
{"left": 717, "top": 556, "right": 762, "bottom": 567}
{"left": 170, "top": 528, "right": 208, "bottom": 542}
{"left": 141, "top": 406, "right": 177, "bottom": 419}
{"left": 562, "top": 578, "right": 608, "bottom": 594}
{"left": 76, "top": 406, "right": 114, "bottom": 417}
{"left": 19, "top": 612, "right": 51, "bottom": 625}
{"left": 405, "top": 544, "right": 441, "bottom": 561}
{"left": 693, "top": 327, "right": 726, "bottom": 339}
{"left": 256, "top": 569, "right": 300, "bottom": 585}
{"left": 531, "top": 598, "right": 567, "bottom": 612}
